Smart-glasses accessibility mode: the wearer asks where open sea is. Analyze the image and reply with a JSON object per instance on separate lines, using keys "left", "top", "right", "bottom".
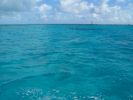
{"left": 0, "top": 24, "right": 133, "bottom": 100}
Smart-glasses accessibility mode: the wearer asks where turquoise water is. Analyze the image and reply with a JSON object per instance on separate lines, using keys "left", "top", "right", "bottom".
{"left": 0, "top": 25, "right": 133, "bottom": 100}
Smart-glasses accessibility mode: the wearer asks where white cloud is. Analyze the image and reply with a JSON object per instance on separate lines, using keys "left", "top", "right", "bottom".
{"left": 59, "top": 0, "right": 90, "bottom": 14}
{"left": 0, "top": 0, "right": 36, "bottom": 12}
{"left": 39, "top": 4, "right": 52, "bottom": 13}
{"left": 92, "top": 0, "right": 133, "bottom": 24}
{"left": 0, "top": 0, "right": 53, "bottom": 23}
{"left": 38, "top": 4, "right": 53, "bottom": 20}
{"left": 57, "top": 0, "right": 133, "bottom": 24}
{"left": 0, "top": 0, "right": 133, "bottom": 24}
{"left": 116, "top": 0, "right": 125, "bottom": 3}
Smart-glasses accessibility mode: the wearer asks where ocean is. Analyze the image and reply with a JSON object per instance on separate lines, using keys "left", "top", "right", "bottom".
{"left": 0, "top": 24, "right": 133, "bottom": 100}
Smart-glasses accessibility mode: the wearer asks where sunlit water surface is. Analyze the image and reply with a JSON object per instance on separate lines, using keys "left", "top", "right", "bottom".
{"left": 0, "top": 25, "right": 133, "bottom": 100}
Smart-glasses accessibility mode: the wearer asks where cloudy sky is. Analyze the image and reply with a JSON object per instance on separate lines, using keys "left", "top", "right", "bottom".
{"left": 0, "top": 0, "right": 133, "bottom": 24}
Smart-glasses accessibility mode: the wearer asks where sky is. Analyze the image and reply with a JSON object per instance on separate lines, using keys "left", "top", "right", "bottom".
{"left": 0, "top": 0, "right": 133, "bottom": 24}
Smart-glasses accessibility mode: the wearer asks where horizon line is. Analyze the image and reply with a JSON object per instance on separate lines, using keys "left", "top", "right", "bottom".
{"left": 0, "top": 23, "right": 133, "bottom": 26}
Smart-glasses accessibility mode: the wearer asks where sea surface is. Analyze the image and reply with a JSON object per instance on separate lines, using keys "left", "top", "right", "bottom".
{"left": 0, "top": 24, "right": 133, "bottom": 100}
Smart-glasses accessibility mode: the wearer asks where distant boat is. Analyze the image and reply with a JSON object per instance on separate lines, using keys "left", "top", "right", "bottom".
{"left": 127, "top": 24, "right": 132, "bottom": 26}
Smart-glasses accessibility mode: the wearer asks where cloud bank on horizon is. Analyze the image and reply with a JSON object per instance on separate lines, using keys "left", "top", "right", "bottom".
{"left": 0, "top": 0, "right": 133, "bottom": 24}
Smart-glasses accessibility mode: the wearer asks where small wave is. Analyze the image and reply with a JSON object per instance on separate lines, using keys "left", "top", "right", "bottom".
{"left": 0, "top": 71, "right": 73, "bottom": 88}
{"left": 17, "top": 88, "right": 104, "bottom": 100}
{"left": 16, "top": 88, "right": 43, "bottom": 100}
